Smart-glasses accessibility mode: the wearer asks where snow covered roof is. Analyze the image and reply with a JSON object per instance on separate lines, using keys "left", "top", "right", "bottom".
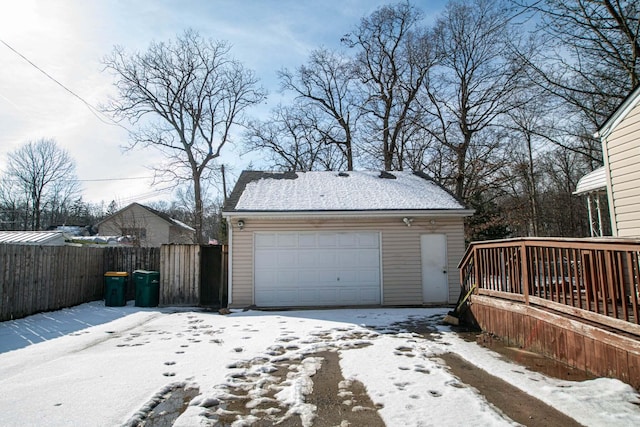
{"left": 0, "top": 231, "right": 66, "bottom": 246}
{"left": 574, "top": 167, "right": 607, "bottom": 195}
{"left": 224, "top": 171, "right": 469, "bottom": 214}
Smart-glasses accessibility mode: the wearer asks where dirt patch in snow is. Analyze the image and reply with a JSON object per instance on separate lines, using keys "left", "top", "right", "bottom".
{"left": 440, "top": 352, "right": 584, "bottom": 427}
{"left": 210, "top": 350, "right": 384, "bottom": 427}
{"left": 303, "top": 351, "right": 385, "bottom": 427}
{"left": 388, "top": 317, "right": 589, "bottom": 426}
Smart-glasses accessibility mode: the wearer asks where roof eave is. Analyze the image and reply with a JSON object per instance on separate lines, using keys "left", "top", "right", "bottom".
{"left": 595, "top": 84, "right": 640, "bottom": 139}
{"left": 222, "top": 209, "right": 475, "bottom": 219}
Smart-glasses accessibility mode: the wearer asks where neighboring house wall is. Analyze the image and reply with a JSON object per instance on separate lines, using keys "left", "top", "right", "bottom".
{"left": 98, "top": 204, "right": 171, "bottom": 247}
{"left": 601, "top": 98, "right": 640, "bottom": 237}
{"left": 228, "top": 217, "right": 465, "bottom": 308}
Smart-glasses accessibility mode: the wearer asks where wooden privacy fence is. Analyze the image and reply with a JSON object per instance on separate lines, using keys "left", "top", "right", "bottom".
{"left": 0, "top": 245, "right": 160, "bottom": 321}
{"left": 1, "top": 243, "right": 227, "bottom": 321}
{"left": 160, "top": 244, "right": 200, "bottom": 306}
{"left": 159, "top": 244, "right": 228, "bottom": 307}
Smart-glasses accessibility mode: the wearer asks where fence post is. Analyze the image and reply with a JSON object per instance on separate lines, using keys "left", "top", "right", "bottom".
{"left": 520, "top": 240, "right": 530, "bottom": 305}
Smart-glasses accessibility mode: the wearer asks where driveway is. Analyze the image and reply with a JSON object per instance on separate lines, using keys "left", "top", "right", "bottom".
{"left": 0, "top": 302, "right": 639, "bottom": 426}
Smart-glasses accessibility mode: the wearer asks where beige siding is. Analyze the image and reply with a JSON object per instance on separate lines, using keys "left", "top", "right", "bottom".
{"left": 99, "top": 204, "right": 170, "bottom": 247}
{"left": 610, "top": 161, "right": 640, "bottom": 179}
{"left": 228, "top": 216, "right": 467, "bottom": 308}
{"left": 604, "top": 101, "right": 640, "bottom": 237}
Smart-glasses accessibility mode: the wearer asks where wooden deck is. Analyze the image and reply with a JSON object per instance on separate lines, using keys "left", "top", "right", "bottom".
{"left": 459, "top": 237, "right": 640, "bottom": 389}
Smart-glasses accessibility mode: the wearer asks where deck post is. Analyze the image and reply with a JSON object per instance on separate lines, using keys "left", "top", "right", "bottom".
{"left": 520, "top": 240, "right": 530, "bottom": 305}
{"left": 473, "top": 246, "right": 479, "bottom": 292}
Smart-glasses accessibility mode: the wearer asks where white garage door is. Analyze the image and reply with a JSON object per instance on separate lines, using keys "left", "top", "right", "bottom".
{"left": 254, "top": 232, "right": 381, "bottom": 307}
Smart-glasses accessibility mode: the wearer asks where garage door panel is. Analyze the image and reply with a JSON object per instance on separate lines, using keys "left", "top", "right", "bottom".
{"left": 276, "top": 270, "right": 298, "bottom": 285}
{"left": 359, "top": 287, "right": 381, "bottom": 303}
{"left": 358, "top": 233, "right": 379, "bottom": 247}
{"left": 317, "top": 234, "right": 337, "bottom": 247}
{"left": 336, "top": 270, "right": 358, "bottom": 284}
{"left": 298, "top": 234, "right": 316, "bottom": 247}
{"left": 337, "top": 233, "right": 357, "bottom": 247}
{"left": 257, "top": 271, "right": 277, "bottom": 287}
{"left": 275, "top": 289, "right": 298, "bottom": 304}
{"left": 297, "top": 252, "right": 317, "bottom": 268}
{"left": 317, "top": 269, "right": 337, "bottom": 282}
{"left": 255, "top": 233, "right": 277, "bottom": 248}
{"left": 316, "top": 251, "right": 336, "bottom": 267}
{"left": 255, "top": 232, "right": 381, "bottom": 307}
{"left": 358, "top": 249, "right": 380, "bottom": 267}
{"left": 359, "top": 270, "right": 380, "bottom": 283}
{"left": 299, "top": 289, "right": 321, "bottom": 304}
{"left": 298, "top": 270, "right": 319, "bottom": 283}
{"left": 255, "top": 250, "right": 277, "bottom": 269}
{"left": 277, "top": 234, "right": 297, "bottom": 247}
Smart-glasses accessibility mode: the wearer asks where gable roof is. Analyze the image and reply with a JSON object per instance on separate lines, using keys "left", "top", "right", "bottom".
{"left": 96, "top": 203, "right": 195, "bottom": 231}
{"left": 223, "top": 170, "right": 471, "bottom": 215}
{"left": 595, "top": 84, "right": 640, "bottom": 139}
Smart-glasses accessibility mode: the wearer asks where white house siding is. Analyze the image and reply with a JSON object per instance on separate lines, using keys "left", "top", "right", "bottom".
{"left": 603, "top": 101, "right": 640, "bottom": 237}
{"left": 227, "top": 217, "right": 466, "bottom": 308}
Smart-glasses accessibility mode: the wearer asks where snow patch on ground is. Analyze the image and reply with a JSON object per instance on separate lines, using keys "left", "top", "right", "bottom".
{"left": 1, "top": 303, "right": 639, "bottom": 426}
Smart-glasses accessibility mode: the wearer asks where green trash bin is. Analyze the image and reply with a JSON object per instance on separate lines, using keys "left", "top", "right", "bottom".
{"left": 104, "top": 272, "right": 128, "bottom": 307}
{"left": 133, "top": 270, "right": 160, "bottom": 307}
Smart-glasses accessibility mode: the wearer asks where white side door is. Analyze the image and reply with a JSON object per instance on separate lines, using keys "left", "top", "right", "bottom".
{"left": 421, "top": 234, "right": 448, "bottom": 303}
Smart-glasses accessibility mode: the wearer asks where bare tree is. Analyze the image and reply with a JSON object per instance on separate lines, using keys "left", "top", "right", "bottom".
{"left": 0, "top": 178, "right": 26, "bottom": 230}
{"left": 2, "top": 138, "right": 80, "bottom": 230}
{"left": 103, "top": 29, "right": 266, "bottom": 243}
{"left": 513, "top": 0, "right": 640, "bottom": 161}
{"left": 343, "top": 1, "right": 437, "bottom": 170}
{"left": 421, "top": 0, "right": 528, "bottom": 199}
{"left": 518, "top": 0, "right": 639, "bottom": 121}
{"left": 244, "top": 104, "right": 346, "bottom": 172}
{"left": 278, "top": 48, "right": 359, "bottom": 170}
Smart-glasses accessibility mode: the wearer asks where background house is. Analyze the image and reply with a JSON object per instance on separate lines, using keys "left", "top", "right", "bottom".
{"left": 594, "top": 85, "right": 640, "bottom": 238}
{"left": 96, "top": 203, "right": 195, "bottom": 247}
{"left": 222, "top": 170, "right": 473, "bottom": 309}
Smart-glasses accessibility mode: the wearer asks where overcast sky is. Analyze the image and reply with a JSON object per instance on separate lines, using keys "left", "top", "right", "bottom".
{"left": 0, "top": 0, "right": 447, "bottom": 206}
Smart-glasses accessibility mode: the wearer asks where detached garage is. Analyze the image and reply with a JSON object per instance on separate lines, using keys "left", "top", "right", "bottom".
{"left": 222, "top": 171, "right": 473, "bottom": 308}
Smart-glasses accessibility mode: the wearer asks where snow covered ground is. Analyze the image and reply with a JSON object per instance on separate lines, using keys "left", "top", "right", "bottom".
{"left": 1, "top": 301, "right": 639, "bottom": 426}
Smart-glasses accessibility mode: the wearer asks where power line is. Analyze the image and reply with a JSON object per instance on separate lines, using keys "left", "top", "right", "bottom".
{"left": 74, "top": 176, "right": 155, "bottom": 182}
{"left": 0, "top": 38, "right": 130, "bottom": 133}
{"left": 3, "top": 176, "right": 155, "bottom": 183}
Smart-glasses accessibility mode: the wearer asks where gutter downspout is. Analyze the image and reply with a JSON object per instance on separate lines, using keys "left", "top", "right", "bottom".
{"left": 226, "top": 217, "right": 233, "bottom": 306}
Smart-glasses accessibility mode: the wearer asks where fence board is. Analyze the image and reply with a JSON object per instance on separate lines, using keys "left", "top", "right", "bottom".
{"left": 160, "top": 244, "right": 202, "bottom": 306}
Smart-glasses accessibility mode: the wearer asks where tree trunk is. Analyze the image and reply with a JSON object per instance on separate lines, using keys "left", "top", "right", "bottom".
{"left": 193, "top": 172, "right": 204, "bottom": 244}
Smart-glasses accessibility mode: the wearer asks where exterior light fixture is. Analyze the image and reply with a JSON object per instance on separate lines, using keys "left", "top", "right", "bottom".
{"left": 402, "top": 217, "right": 413, "bottom": 227}
{"left": 237, "top": 219, "right": 245, "bottom": 230}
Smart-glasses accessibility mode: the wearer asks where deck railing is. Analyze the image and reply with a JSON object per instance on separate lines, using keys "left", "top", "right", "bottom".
{"left": 459, "top": 237, "right": 640, "bottom": 330}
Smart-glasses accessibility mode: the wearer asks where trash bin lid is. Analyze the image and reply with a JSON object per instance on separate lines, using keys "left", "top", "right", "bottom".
{"left": 105, "top": 271, "right": 129, "bottom": 277}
